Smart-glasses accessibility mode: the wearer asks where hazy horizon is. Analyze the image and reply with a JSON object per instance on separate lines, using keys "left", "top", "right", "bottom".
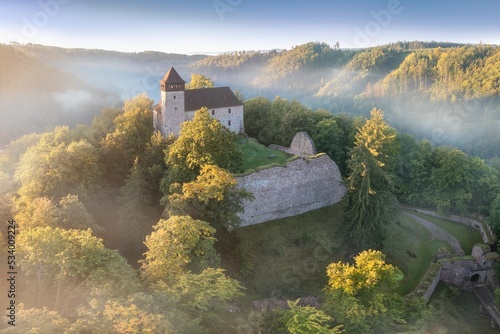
{"left": 1, "top": 0, "right": 499, "bottom": 54}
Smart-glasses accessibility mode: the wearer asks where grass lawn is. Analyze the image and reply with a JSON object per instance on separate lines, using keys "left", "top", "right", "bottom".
{"left": 233, "top": 206, "right": 485, "bottom": 299}
{"left": 236, "top": 202, "right": 347, "bottom": 299}
{"left": 234, "top": 206, "right": 469, "bottom": 298}
{"left": 406, "top": 211, "right": 484, "bottom": 254}
{"left": 383, "top": 213, "right": 453, "bottom": 294}
{"left": 238, "top": 137, "right": 290, "bottom": 171}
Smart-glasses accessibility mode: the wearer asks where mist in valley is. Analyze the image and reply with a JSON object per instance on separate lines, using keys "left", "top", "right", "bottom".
{"left": 1, "top": 40, "right": 500, "bottom": 332}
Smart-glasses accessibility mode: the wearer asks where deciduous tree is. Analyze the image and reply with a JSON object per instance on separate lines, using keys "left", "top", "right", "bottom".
{"left": 167, "top": 164, "right": 252, "bottom": 229}
{"left": 0, "top": 306, "right": 71, "bottom": 334}
{"left": 325, "top": 250, "right": 405, "bottom": 334}
{"left": 140, "top": 215, "right": 219, "bottom": 282}
{"left": 18, "top": 227, "right": 139, "bottom": 313}
{"left": 185, "top": 73, "right": 214, "bottom": 90}
{"left": 281, "top": 300, "right": 343, "bottom": 334}
{"left": 113, "top": 93, "right": 154, "bottom": 154}
{"left": 487, "top": 193, "right": 500, "bottom": 237}
{"left": 15, "top": 128, "right": 101, "bottom": 202}
{"left": 164, "top": 107, "right": 242, "bottom": 185}
{"left": 154, "top": 267, "right": 244, "bottom": 327}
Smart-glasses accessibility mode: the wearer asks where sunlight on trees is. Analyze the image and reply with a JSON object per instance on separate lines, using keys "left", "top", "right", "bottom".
{"left": 14, "top": 127, "right": 101, "bottom": 202}
{"left": 281, "top": 300, "right": 343, "bottom": 334}
{"left": 185, "top": 73, "right": 214, "bottom": 89}
{"left": 113, "top": 93, "right": 154, "bottom": 154}
{"left": 165, "top": 107, "right": 242, "bottom": 183}
{"left": 325, "top": 250, "right": 406, "bottom": 333}
{"left": 18, "top": 227, "right": 139, "bottom": 314}
{"left": 344, "top": 108, "right": 398, "bottom": 250}
{"left": 140, "top": 215, "right": 219, "bottom": 282}
{"left": 167, "top": 164, "right": 252, "bottom": 229}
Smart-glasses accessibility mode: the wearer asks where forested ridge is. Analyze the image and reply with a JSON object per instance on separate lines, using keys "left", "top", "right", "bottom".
{"left": 3, "top": 41, "right": 500, "bottom": 157}
{"left": 191, "top": 42, "right": 500, "bottom": 158}
{"left": 1, "top": 41, "right": 500, "bottom": 332}
{"left": 0, "top": 90, "right": 499, "bottom": 332}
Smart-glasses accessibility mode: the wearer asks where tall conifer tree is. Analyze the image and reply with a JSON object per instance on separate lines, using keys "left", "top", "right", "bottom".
{"left": 344, "top": 109, "right": 398, "bottom": 250}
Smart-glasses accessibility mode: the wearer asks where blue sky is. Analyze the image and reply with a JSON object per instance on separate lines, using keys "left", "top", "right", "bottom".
{"left": 1, "top": 0, "right": 499, "bottom": 53}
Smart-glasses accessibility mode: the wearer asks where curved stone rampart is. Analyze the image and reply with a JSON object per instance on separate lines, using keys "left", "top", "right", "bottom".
{"left": 236, "top": 154, "right": 346, "bottom": 226}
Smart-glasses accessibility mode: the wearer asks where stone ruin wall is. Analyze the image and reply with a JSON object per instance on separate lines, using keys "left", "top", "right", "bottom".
{"left": 438, "top": 244, "right": 499, "bottom": 290}
{"left": 236, "top": 154, "right": 346, "bottom": 226}
{"left": 269, "top": 131, "right": 317, "bottom": 158}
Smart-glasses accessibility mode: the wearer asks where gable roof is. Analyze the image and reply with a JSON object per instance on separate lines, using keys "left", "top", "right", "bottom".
{"left": 160, "top": 67, "right": 185, "bottom": 85}
{"left": 185, "top": 87, "right": 242, "bottom": 111}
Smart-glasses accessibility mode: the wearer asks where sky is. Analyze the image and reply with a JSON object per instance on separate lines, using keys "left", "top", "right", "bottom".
{"left": 1, "top": 0, "right": 499, "bottom": 54}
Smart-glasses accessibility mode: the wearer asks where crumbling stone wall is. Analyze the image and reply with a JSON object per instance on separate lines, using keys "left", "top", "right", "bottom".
{"left": 236, "top": 154, "right": 346, "bottom": 226}
{"left": 269, "top": 132, "right": 317, "bottom": 158}
{"left": 438, "top": 244, "right": 499, "bottom": 290}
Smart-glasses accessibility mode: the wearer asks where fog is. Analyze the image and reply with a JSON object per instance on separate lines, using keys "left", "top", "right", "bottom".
{"left": 2, "top": 43, "right": 499, "bottom": 158}
{"left": 52, "top": 89, "right": 93, "bottom": 111}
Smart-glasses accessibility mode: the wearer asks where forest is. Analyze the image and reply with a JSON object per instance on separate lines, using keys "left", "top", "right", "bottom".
{"left": 1, "top": 41, "right": 499, "bottom": 159}
{"left": 0, "top": 41, "right": 500, "bottom": 333}
{"left": 0, "top": 87, "right": 499, "bottom": 332}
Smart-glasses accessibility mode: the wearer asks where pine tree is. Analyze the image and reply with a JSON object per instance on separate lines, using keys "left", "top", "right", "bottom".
{"left": 344, "top": 109, "right": 398, "bottom": 250}
{"left": 117, "top": 157, "right": 152, "bottom": 244}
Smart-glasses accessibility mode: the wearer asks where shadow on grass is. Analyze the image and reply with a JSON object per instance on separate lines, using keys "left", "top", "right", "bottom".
{"left": 233, "top": 202, "right": 347, "bottom": 299}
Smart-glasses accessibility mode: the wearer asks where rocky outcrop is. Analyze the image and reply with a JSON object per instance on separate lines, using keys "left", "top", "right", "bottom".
{"left": 236, "top": 154, "right": 346, "bottom": 226}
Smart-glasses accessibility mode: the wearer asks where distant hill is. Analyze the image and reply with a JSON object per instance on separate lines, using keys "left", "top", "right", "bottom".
{"left": 10, "top": 44, "right": 207, "bottom": 101}
{"left": 2, "top": 41, "right": 499, "bottom": 157}
{"left": 0, "top": 44, "right": 114, "bottom": 146}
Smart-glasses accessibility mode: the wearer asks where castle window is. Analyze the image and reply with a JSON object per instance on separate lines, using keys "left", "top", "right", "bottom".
{"left": 228, "top": 108, "right": 231, "bottom": 113}
{"left": 212, "top": 110, "right": 215, "bottom": 115}
{"left": 228, "top": 120, "right": 231, "bottom": 126}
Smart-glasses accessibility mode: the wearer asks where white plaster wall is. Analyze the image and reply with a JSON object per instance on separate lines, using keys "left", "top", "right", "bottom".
{"left": 185, "top": 105, "right": 244, "bottom": 133}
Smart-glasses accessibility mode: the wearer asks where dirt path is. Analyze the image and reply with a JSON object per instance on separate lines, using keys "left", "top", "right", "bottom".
{"left": 403, "top": 212, "right": 465, "bottom": 256}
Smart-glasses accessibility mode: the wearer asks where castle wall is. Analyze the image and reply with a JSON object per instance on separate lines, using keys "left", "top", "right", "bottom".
{"left": 185, "top": 105, "right": 244, "bottom": 133}
{"left": 236, "top": 154, "right": 346, "bottom": 226}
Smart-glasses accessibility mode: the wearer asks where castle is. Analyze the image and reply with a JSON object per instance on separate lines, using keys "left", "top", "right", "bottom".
{"left": 153, "top": 67, "right": 244, "bottom": 137}
{"left": 152, "top": 68, "right": 347, "bottom": 227}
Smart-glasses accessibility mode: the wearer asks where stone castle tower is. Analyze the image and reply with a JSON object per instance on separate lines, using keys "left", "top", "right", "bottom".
{"left": 153, "top": 67, "right": 244, "bottom": 137}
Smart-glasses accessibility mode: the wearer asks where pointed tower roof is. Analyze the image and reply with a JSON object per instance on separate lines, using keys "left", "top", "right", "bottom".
{"left": 160, "top": 67, "right": 185, "bottom": 85}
